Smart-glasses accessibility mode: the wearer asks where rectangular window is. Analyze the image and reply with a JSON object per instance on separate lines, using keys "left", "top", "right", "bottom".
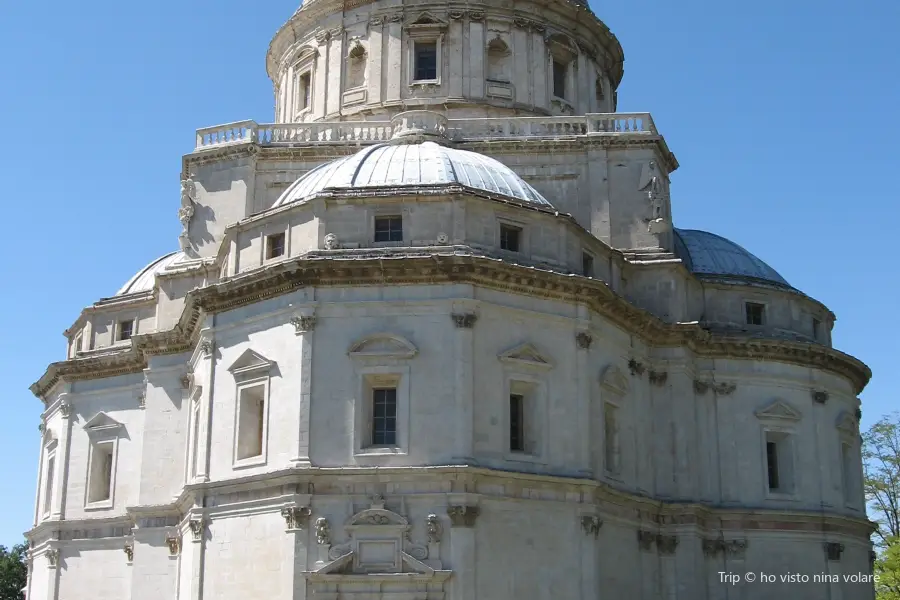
{"left": 414, "top": 42, "right": 438, "bottom": 81}
{"left": 812, "top": 317, "right": 821, "bottom": 340}
{"left": 509, "top": 394, "right": 525, "bottom": 453}
{"left": 372, "top": 388, "right": 397, "bottom": 446}
{"left": 374, "top": 215, "right": 403, "bottom": 243}
{"left": 118, "top": 320, "right": 134, "bottom": 341}
{"left": 500, "top": 224, "right": 521, "bottom": 252}
{"left": 765, "top": 431, "right": 793, "bottom": 494}
{"left": 88, "top": 443, "right": 114, "bottom": 504}
{"left": 298, "top": 71, "right": 311, "bottom": 110}
{"left": 745, "top": 302, "right": 765, "bottom": 326}
{"left": 236, "top": 384, "right": 266, "bottom": 461}
{"left": 582, "top": 252, "right": 594, "bottom": 277}
{"left": 43, "top": 452, "right": 56, "bottom": 515}
{"left": 552, "top": 60, "right": 567, "bottom": 99}
{"left": 266, "top": 232, "right": 285, "bottom": 259}
{"left": 604, "top": 403, "right": 619, "bottom": 474}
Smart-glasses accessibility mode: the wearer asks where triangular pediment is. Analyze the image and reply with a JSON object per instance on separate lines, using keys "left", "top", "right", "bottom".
{"left": 755, "top": 400, "right": 802, "bottom": 422}
{"left": 347, "top": 507, "right": 409, "bottom": 528}
{"left": 407, "top": 11, "right": 447, "bottom": 27}
{"left": 600, "top": 365, "right": 629, "bottom": 396}
{"left": 348, "top": 333, "right": 418, "bottom": 359}
{"left": 498, "top": 342, "right": 554, "bottom": 370}
{"left": 836, "top": 411, "right": 858, "bottom": 434}
{"left": 227, "top": 349, "right": 274, "bottom": 377}
{"left": 84, "top": 412, "right": 123, "bottom": 434}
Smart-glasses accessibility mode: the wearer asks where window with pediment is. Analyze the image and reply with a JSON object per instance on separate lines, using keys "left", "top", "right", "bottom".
{"left": 498, "top": 342, "right": 553, "bottom": 461}
{"left": 228, "top": 349, "right": 276, "bottom": 468}
{"left": 405, "top": 13, "right": 446, "bottom": 86}
{"left": 755, "top": 400, "right": 802, "bottom": 499}
{"left": 83, "top": 412, "right": 124, "bottom": 510}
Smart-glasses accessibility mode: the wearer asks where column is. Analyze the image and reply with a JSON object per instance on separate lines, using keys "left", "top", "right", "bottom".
{"left": 448, "top": 14, "right": 464, "bottom": 98}
{"left": 368, "top": 18, "right": 383, "bottom": 105}
{"left": 447, "top": 502, "right": 478, "bottom": 600}
{"left": 386, "top": 16, "right": 402, "bottom": 103}
{"left": 326, "top": 33, "right": 343, "bottom": 116}
{"left": 467, "top": 15, "right": 484, "bottom": 99}
{"left": 291, "top": 311, "right": 316, "bottom": 466}
{"left": 450, "top": 299, "right": 476, "bottom": 463}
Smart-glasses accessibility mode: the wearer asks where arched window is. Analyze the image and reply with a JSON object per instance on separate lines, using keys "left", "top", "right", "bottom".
{"left": 486, "top": 37, "right": 510, "bottom": 83}
{"left": 346, "top": 40, "right": 367, "bottom": 90}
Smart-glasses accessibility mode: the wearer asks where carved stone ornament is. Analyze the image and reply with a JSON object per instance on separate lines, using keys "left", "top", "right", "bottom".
{"left": 369, "top": 15, "right": 385, "bottom": 26}
{"left": 637, "top": 530, "right": 655, "bottom": 551}
{"left": 581, "top": 516, "right": 603, "bottom": 538}
{"left": 46, "top": 548, "right": 60, "bottom": 567}
{"left": 59, "top": 396, "right": 72, "bottom": 418}
{"left": 825, "top": 542, "right": 844, "bottom": 561}
{"left": 449, "top": 10, "right": 464, "bottom": 19}
{"left": 180, "top": 370, "right": 194, "bottom": 390}
{"left": 124, "top": 541, "right": 134, "bottom": 562}
{"left": 695, "top": 380, "right": 737, "bottom": 396}
{"left": 693, "top": 380, "right": 709, "bottom": 394}
{"left": 290, "top": 315, "right": 317, "bottom": 334}
{"left": 812, "top": 390, "right": 829, "bottom": 404}
{"left": 189, "top": 518, "right": 204, "bottom": 542}
{"left": 628, "top": 359, "right": 645, "bottom": 377}
{"left": 701, "top": 539, "right": 719, "bottom": 557}
{"left": 447, "top": 505, "right": 479, "bottom": 527}
{"left": 648, "top": 370, "right": 668, "bottom": 386}
{"left": 199, "top": 340, "right": 212, "bottom": 358}
{"left": 323, "top": 233, "right": 340, "bottom": 250}
{"left": 451, "top": 313, "right": 478, "bottom": 328}
{"left": 137, "top": 392, "right": 146, "bottom": 409}
{"left": 656, "top": 535, "right": 678, "bottom": 555}
{"left": 178, "top": 179, "right": 196, "bottom": 252}
{"left": 281, "top": 505, "right": 312, "bottom": 530}
{"left": 703, "top": 538, "right": 747, "bottom": 558}
{"left": 166, "top": 533, "right": 181, "bottom": 556}
{"left": 575, "top": 332, "right": 593, "bottom": 350}
{"left": 38, "top": 421, "right": 45, "bottom": 434}
{"left": 468, "top": 10, "right": 485, "bottom": 21}
{"left": 426, "top": 514, "right": 443, "bottom": 543}
{"left": 726, "top": 539, "right": 748, "bottom": 558}
{"left": 314, "top": 30, "right": 331, "bottom": 44}
{"left": 389, "top": 13, "right": 403, "bottom": 23}
{"left": 315, "top": 517, "right": 331, "bottom": 545}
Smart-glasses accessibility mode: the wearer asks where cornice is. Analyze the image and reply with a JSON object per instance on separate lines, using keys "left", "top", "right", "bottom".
{"left": 32, "top": 253, "right": 870, "bottom": 400}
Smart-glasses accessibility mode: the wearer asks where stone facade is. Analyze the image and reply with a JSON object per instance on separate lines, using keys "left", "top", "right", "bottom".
{"left": 25, "top": 0, "right": 874, "bottom": 599}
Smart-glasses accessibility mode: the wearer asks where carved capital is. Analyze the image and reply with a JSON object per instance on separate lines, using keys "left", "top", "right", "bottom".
{"left": 713, "top": 381, "right": 736, "bottom": 395}
{"left": 137, "top": 392, "right": 146, "bottom": 409}
{"left": 315, "top": 30, "right": 331, "bottom": 44}
{"left": 166, "top": 533, "right": 181, "bottom": 556}
{"left": 575, "top": 332, "right": 593, "bottom": 350}
{"left": 628, "top": 359, "right": 645, "bottom": 377}
{"left": 513, "top": 17, "right": 530, "bottom": 29}
{"left": 46, "top": 548, "right": 59, "bottom": 568}
{"left": 693, "top": 379, "right": 709, "bottom": 394}
{"left": 468, "top": 10, "right": 485, "bottom": 21}
{"left": 812, "top": 390, "right": 829, "bottom": 404}
{"left": 648, "top": 370, "right": 668, "bottom": 386}
{"left": 447, "top": 505, "right": 479, "bottom": 527}
{"left": 702, "top": 539, "right": 720, "bottom": 557}
{"left": 369, "top": 15, "right": 385, "bottom": 26}
{"left": 824, "top": 542, "right": 844, "bottom": 561}
{"left": 315, "top": 518, "right": 331, "bottom": 545}
{"left": 449, "top": 10, "right": 465, "bottom": 20}
{"left": 426, "top": 514, "right": 443, "bottom": 543}
{"left": 290, "top": 315, "right": 317, "bottom": 334}
{"left": 58, "top": 395, "right": 72, "bottom": 418}
{"left": 580, "top": 516, "right": 602, "bottom": 537}
{"left": 725, "top": 539, "right": 748, "bottom": 558}
{"left": 189, "top": 518, "right": 204, "bottom": 542}
{"left": 281, "top": 505, "right": 312, "bottom": 530}
{"left": 656, "top": 534, "right": 678, "bottom": 555}
{"left": 389, "top": 13, "right": 403, "bottom": 23}
{"left": 637, "top": 530, "right": 655, "bottom": 551}
{"left": 451, "top": 313, "right": 478, "bottom": 328}
{"left": 124, "top": 541, "right": 134, "bottom": 562}
{"left": 38, "top": 421, "right": 45, "bottom": 434}
{"left": 180, "top": 370, "right": 194, "bottom": 390}
{"left": 199, "top": 340, "right": 212, "bottom": 358}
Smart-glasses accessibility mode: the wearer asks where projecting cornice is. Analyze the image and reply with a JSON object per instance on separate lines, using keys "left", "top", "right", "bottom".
{"left": 30, "top": 252, "right": 871, "bottom": 399}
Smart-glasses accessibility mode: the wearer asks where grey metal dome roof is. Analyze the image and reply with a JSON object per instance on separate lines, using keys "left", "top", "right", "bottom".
{"left": 115, "top": 252, "right": 185, "bottom": 296}
{"left": 673, "top": 228, "right": 791, "bottom": 288}
{"left": 272, "top": 142, "right": 553, "bottom": 209}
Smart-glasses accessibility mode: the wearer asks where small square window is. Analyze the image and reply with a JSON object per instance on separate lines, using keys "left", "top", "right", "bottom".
{"left": 745, "top": 302, "right": 765, "bottom": 326}
{"left": 500, "top": 224, "right": 521, "bottom": 252}
{"left": 118, "top": 320, "right": 134, "bottom": 341}
{"left": 414, "top": 42, "right": 438, "bottom": 81}
{"left": 509, "top": 393, "right": 525, "bottom": 453}
{"left": 552, "top": 60, "right": 567, "bottom": 99}
{"left": 266, "top": 232, "right": 285, "bottom": 259}
{"left": 582, "top": 252, "right": 594, "bottom": 277}
{"left": 298, "top": 71, "right": 311, "bottom": 111}
{"left": 372, "top": 388, "right": 398, "bottom": 446}
{"left": 374, "top": 216, "right": 403, "bottom": 243}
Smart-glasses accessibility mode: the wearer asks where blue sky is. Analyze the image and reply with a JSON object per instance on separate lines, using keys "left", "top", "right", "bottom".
{"left": 0, "top": 0, "right": 896, "bottom": 545}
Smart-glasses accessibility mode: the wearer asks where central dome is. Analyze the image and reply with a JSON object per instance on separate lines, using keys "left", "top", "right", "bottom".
{"left": 272, "top": 142, "right": 553, "bottom": 209}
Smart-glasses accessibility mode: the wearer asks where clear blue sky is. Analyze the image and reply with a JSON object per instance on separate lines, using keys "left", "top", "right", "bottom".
{"left": 0, "top": 0, "right": 896, "bottom": 545}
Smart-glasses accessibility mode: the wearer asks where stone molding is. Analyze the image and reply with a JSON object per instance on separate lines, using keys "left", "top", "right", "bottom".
{"left": 31, "top": 254, "right": 871, "bottom": 399}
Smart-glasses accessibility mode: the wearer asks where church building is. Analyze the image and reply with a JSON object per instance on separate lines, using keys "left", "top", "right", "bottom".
{"left": 25, "top": 0, "right": 873, "bottom": 598}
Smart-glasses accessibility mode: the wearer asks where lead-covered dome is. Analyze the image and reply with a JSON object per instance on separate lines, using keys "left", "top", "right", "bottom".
{"left": 674, "top": 228, "right": 791, "bottom": 288}
{"left": 115, "top": 252, "right": 185, "bottom": 296}
{"left": 272, "top": 142, "right": 553, "bottom": 209}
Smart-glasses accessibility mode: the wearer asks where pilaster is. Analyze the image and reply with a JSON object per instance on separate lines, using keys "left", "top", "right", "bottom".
{"left": 326, "top": 33, "right": 343, "bottom": 116}
{"left": 290, "top": 309, "right": 317, "bottom": 466}
{"left": 447, "top": 499, "right": 478, "bottom": 600}
{"left": 451, "top": 299, "right": 477, "bottom": 463}
{"left": 386, "top": 17, "right": 402, "bottom": 102}
{"left": 448, "top": 16, "right": 463, "bottom": 98}
{"left": 467, "top": 18, "right": 484, "bottom": 99}
{"left": 368, "top": 19, "right": 383, "bottom": 104}
{"left": 51, "top": 393, "right": 72, "bottom": 520}
{"left": 574, "top": 312, "right": 592, "bottom": 474}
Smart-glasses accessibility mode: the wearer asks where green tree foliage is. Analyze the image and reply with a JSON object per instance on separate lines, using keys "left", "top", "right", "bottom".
{"left": 864, "top": 414, "right": 900, "bottom": 547}
{"left": 875, "top": 537, "right": 900, "bottom": 599}
{"left": 0, "top": 543, "right": 26, "bottom": 600}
